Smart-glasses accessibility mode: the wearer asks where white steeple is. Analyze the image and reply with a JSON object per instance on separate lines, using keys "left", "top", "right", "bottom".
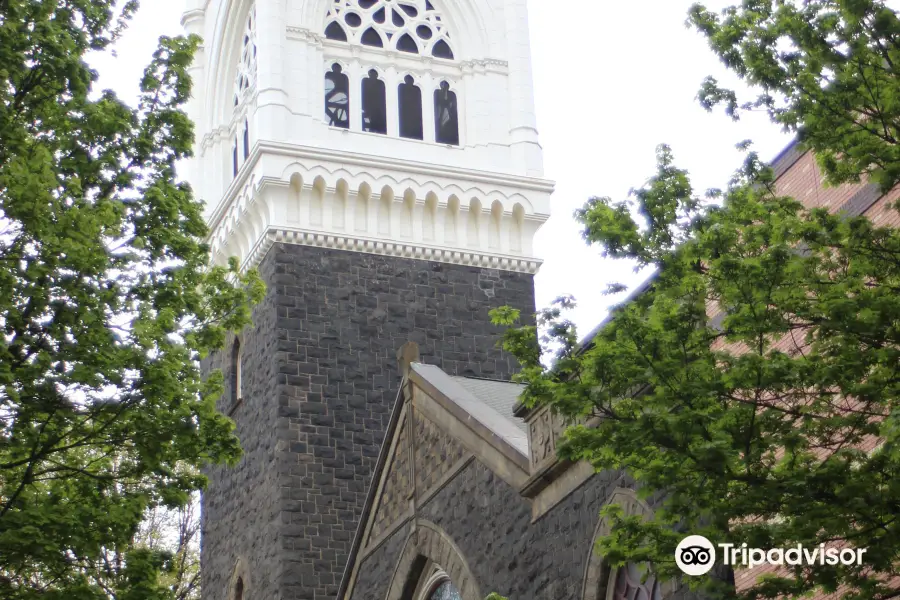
{"left": 182, "top": 0, "right": 553, "bottom": 274}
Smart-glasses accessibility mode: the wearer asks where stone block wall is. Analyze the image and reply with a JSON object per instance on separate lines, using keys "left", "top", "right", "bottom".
{"left": 201, "top": 246, "right": 282, "bottom": 600}
{"left": 201, "top": 242, "right": 536, "bottom": 600}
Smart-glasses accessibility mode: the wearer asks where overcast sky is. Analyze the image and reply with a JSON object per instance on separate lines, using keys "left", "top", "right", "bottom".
{"left": 91, "top": 0, "right": 792, "bottom": 337}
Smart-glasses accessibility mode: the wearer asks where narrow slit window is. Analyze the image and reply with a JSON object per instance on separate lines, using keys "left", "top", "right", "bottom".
{"left": 362, "top": 70, "right": 387, "bottom": 135}
{"left": 324, "top": 63, "right": 350, "bottom": 129}
{"left": 242, "top": 120, "right": 250, "bottom": 159}
{"left": 398, "top": 75, "right": 423, "bottom": 140}
{"left": 232, "top": 140, "right": 238, "bottom": 177}
{"left": 434, "top": 82, "right": 459, "bottom": 145}
{"left": 231, "top": 339, "right": 242, "bottom": 405}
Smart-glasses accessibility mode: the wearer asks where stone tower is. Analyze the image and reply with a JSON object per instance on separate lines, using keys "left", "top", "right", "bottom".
{"left": 180, "top": 0, "right": 552, "bottom": 597}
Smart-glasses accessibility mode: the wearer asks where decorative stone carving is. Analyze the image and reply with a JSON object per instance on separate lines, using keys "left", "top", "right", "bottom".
{"left": 526, "top": 405, "right": 580, "bottom": 470}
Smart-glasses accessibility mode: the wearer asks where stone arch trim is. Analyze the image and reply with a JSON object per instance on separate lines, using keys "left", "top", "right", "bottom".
{"left": 228, "top": 556, "right": 251, "bottom": 600}
{"left": 385, "top": 520, "right": 481, "bottom": 600}
{"left": 581, "top": 488, "right": 655, "bottom": 600}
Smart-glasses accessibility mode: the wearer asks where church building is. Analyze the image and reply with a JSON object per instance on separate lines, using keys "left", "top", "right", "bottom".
{"left": 179, "top": 0, "right": 881, "bottom": 599}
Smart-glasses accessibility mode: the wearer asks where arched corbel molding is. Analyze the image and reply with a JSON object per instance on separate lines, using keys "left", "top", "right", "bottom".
{"left": 385, "top": 520, "right": 481, "bottom": 600}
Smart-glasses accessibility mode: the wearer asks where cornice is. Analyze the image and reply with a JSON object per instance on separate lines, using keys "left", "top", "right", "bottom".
{"left": 234, "top": 228, "right": 544, "bottom": 275}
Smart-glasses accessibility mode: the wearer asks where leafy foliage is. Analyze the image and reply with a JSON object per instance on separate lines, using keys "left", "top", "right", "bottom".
{"left": 493, "top": 2, "right": 900, "bottom": 599}
{"left": 691, "top": 0, "right": 900, "bottom": 192}
{"left": 0, "top": 1, "right": 263, "bottom": 598}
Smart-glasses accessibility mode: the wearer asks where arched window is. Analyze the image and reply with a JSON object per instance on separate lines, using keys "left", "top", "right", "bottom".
{"left": 232, "top": 139, "right": 238, "bottom": 177}
{"left": 231, "top": 339, "right": 242, "bottom": 407}
{"left": 325, "top": 63, "right": 350, "bottom": 129}
{"left": 234, "top": 577, "right": 244, "bottom": 600}
{"left": 398, "top": 75, "right": 423, "bottom": 140}
{"left": 323, "top": 0, "right": 454, "bottom": 59}
{"left": 242, "top": 119, "right": 250, "bottom": 159}
{"left": 414, "top": 563, "right": 462, "bottom": 600}
{"left": 434, "top": 81, "right": 459, "bottom": 145}
{"left": 362, "top": 70, "right": 387, "bottom": 134}
{"left": 606, "top": 564, "right": 661, "bottom": 600}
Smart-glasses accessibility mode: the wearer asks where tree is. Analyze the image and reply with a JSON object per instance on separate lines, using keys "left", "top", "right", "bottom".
{"left": 494, "top": 2, "right": 900, "bottom": 600}
{"left": 0, "top": 1, "right": 263, "bottom": 598}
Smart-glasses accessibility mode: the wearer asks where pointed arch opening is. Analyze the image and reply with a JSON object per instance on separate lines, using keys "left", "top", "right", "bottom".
{"left": 431, "top": 39, "right": 454, "bottom": 59}
{"left": 583, "top": 489, "right": 670, "bottom": 600}
{"left": 384, "top": 521, "right": 481, "bottom": 600}
{"left": 397, "top": 32, "right": 419, "bottom": 53}
{"left": 399, "top": 75, "right": 423, "bottom": 140}
{"left": 325, "top": 21, "right": 348, "bottom": 41}
{"left": 361, "top": 27, "right": 384, "bottom": 47}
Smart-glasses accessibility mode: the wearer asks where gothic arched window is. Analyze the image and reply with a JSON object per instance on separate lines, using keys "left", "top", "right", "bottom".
{"left": 232, "top": 139, "right": 238, "bottom": 177}
{"left": 362, "top": 70, "right": 387, "bottom": 134}
{"left": 427, "top": 580, "right": 462, "bottom": 600}
{"left": 606, "top": 564, "right": 661, "bottom": 600}
{"left": 325, "top": 63, "right": 350, "bottom": 129}
{"left": 323, "top": 0, "right": 454, "bottom": 59}
{"left": 398, "top": 75, "right": 423, "bottom": 140}
{"left": 233, "top": 7, "right": 257, "bottom": 106}
{"left": 434, "top": 81, "right": 458, "bottom": 145}
{"left": 413, "top": 563, "right": 462, "bottom": 600}
{"left": 234, "top": 577, "right": 244, "bottom": 600}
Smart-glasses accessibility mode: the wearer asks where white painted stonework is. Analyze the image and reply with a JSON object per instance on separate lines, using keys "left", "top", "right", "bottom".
{"left": 182, "top": 0, "right": 552, "bottom": 274}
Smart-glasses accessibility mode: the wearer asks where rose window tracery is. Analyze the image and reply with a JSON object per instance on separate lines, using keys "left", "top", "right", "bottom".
{"left": 324, "top": 0, "right": 454, "bottom": 59}
{"left": 233, "top": 7, "right": 258, "bottom": 107}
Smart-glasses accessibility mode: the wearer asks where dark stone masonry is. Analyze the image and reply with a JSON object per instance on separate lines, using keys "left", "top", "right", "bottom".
{"left": 200, "top": 243, "right": 536, "bottom": 600}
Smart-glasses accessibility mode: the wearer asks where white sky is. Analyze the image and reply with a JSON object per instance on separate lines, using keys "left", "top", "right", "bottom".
{"left": 92, "top": 0, "right": 792, "bottom": 337}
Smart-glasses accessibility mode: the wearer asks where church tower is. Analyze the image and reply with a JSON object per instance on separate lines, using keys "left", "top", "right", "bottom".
{"left": 180, "top": 0, "right": 552, "bottom": 598}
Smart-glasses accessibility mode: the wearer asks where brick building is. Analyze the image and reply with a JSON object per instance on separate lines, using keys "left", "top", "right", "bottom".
{"left": 181, "top": 0, "right": 893, "bottom": 598}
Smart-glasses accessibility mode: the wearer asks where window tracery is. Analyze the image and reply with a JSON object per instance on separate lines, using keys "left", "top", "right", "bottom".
{"left": 233, "top": 7, "right": 258, "bottom": 107}
{"left": 414, "top": 563, "right": 462, "bottom": 600}
{"left": 324, "top": 0, "right": 454, "bottom": 59}
{"left": 606, "top": 564, "right": 661, "bottom": 600}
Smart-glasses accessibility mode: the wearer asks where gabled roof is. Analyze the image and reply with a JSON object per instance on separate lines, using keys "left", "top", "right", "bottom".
{"left": 337, "top": 363, "right": 530, "bottom": 600}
